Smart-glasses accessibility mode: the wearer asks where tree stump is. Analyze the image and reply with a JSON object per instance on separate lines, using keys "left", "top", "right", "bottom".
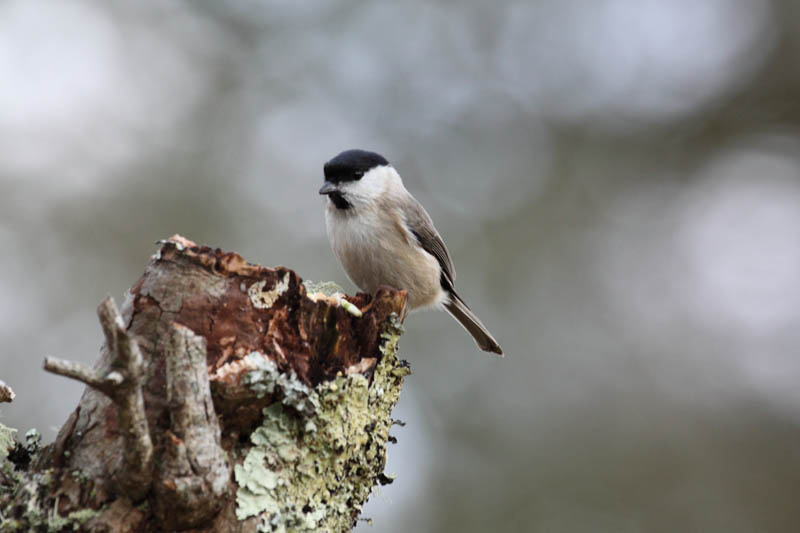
{"left": 0, "top": 235, "right": 410, "bottom": 532}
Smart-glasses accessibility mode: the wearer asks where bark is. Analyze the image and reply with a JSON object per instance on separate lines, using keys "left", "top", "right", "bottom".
{"left": 0, "top": 235, "right": 410, "bottom": 532}
{"left": 0, "top": 380, "right": 14, "bottom": 403}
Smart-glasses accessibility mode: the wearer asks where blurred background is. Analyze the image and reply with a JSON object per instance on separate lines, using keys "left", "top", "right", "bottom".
{"left": 2, "top": 0, "right": 800, "bottom": 531}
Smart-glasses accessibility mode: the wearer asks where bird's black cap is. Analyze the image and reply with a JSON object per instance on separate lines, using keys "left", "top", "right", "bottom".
{"left": 323, "top": 149, "right": 389, "bottom": 184}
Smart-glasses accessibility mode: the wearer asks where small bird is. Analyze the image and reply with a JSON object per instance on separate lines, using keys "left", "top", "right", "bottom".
{"left": 319, "top": 149, "right": 503, "bottom": 355}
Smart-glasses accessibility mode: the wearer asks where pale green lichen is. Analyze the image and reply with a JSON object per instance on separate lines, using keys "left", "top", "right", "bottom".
{"left": 1, "top": 469, "right": 54, "bottom": 531}
{"left": 1, "top": 424, "right": 101, "bottom": 533}
{"left": 249, "top": 273, "right": 291, "bottom": 309}
{"left": 1, "top": 462, "right": 102, "bottom": 532}
{"left": 45, "top": 497, "right": 101, "bottom": 532}
{"left": 242, "top": 353, "right": 319, "bottom": 417}
{"left": 235, "top": 313, "right": 409, "bottom": 532}
{"left": 64, "top": 507, "right": 101, "bottom": 527}
{"left": 0, "top": 421, "right": 15, "bottom": 461}
{"left": 24, "top": 429, "right": 41, "bottom": 453}
{"left": 302, "top": 280, "right": 345, "bottom": 297}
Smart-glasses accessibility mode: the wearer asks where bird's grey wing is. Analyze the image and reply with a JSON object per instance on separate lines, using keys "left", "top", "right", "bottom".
{"left": 403, "top": 198, "right": 457, "bottom": 288}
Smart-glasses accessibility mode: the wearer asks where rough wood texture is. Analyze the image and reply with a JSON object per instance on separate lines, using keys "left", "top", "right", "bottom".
{"left": 44, "top": 296, "right": 154, "bottom": 501}
{"left": 154, "top": 323, "right": 229, "bottom": 529}
{"left": 0, "top": 235, "right": 410, "bottom": 532}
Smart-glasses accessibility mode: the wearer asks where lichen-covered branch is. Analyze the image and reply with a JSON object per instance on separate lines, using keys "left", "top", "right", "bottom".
{"left": 0, "top": 380, "right": 14, "bottom": 403}
{"left": 43, "top": 296, "right": 154, "bottom": 500}
{"left": 2, "top": 235, "right": 410, "bottom": 532}
{"left": 233, "top": 315, "right": 409, "bottom": 531}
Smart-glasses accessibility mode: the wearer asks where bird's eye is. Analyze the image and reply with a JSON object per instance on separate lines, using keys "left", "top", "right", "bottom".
{"left": 354, "top": 170, "right": 364, "bottom": 178}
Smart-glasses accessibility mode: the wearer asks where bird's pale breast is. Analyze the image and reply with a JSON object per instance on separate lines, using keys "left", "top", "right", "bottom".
{"left": 325, "top": 205, "right": 443, "bottom": 310}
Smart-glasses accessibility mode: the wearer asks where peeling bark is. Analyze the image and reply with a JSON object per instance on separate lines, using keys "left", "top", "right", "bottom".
{"left": 0, "top": 235, "right": 410, "bottom": 532}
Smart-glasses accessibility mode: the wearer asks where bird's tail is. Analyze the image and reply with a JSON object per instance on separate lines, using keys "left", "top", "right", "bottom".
{"left": 444, "top": 291, "right": 503, "bottom": 356}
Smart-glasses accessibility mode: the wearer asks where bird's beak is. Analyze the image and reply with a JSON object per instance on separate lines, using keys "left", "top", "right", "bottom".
{"left": 319, "top": 181, "right": 337, "bottom": 195}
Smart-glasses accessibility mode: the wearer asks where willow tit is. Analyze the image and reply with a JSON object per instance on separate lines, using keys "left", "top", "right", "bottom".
{"left": 319, "top": 149, "right": 503, "bottom": 355}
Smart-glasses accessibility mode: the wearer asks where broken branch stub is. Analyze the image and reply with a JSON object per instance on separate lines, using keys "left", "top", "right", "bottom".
{"left": 0, "top": 379, "right": 15, "bottom": 403}
{"left": 44, "top": 296, "right": 154, "bottom": 501}
{"left": 5, "top": 235, "right": 410, "bottom": 532}
{"left": 154, "top": 322, "right": 230, "bottom": 529}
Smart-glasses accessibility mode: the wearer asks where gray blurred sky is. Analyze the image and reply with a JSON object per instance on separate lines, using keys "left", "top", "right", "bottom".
{"left": 2, "top": 1, "right": 800, "bottom": 531}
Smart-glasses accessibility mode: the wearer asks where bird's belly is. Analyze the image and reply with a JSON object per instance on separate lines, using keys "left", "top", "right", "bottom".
{"left": 328, "top": 212, "right": 443, "bottom": 309}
